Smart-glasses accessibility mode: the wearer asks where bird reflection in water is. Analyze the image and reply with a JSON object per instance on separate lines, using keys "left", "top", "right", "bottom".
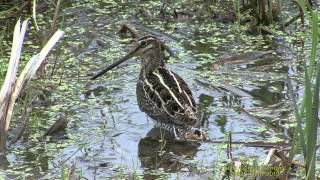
{"left": 138, "top": 127, "right": 201, "bottom": 178}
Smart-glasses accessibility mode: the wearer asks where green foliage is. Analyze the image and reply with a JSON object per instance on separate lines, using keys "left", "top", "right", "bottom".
{"left": 309, "top": 12, "right": 319, "bottom": 77}
{"left": 32, "top": 0, "right": 40, "bottom": 31}
{"left": 290, "top": 3, "right": 319, "bottom": 179}
{"left": 232, "top": 0, "right": 241, "bottom": 30}
{"left": 267, "top": 0, "right": 274, "bottom": 25}
{"left": 303, "top": 9, "right": 318, "bottom": 180}
{"left": 303, "top": 13, "right": 319, "bottom": 180}
{"left": 61, "top": 161, "right": 68, "bottom": 180}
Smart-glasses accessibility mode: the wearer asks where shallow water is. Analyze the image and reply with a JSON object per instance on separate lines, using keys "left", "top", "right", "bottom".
{"left": 1, "top": 1, "right": 316, "bottom": 179}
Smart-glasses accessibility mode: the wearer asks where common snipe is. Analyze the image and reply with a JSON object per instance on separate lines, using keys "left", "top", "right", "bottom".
{"left": 91, "top": 35, "right": 207, "bottom": 140}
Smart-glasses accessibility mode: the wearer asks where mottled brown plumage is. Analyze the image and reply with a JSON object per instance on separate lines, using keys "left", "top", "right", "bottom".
{"left": 92, "top": 35, "right": 206, "bottom": 140}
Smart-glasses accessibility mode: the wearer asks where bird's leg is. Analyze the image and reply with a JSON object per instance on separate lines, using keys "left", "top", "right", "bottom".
{"left": 173, "top": 126, "right": 181, "bottom": 140}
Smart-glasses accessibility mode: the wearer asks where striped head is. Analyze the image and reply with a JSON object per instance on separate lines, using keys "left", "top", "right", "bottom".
{"left": 134, "top": 36, "right": 165, "bottom": 73}
{"left": 91, "top": 35, "right": 165, "bottom": 80}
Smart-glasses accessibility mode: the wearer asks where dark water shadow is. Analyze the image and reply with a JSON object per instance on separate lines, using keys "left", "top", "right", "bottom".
{"left": 138, "top": 127, "right": 201, "bottom": 177}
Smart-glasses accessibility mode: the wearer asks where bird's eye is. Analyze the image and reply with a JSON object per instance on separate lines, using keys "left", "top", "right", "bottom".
{"left": 140, "top": 40, "right": 147, "bottom": 47}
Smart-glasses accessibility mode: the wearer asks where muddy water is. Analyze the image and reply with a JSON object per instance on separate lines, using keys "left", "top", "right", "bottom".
{"left": 1, "top": 1, "right": 306, "bottom": 179}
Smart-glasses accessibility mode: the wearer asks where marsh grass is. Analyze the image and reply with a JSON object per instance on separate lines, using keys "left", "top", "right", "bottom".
{"left": 32, "top": 0, "right": 39, "bottom": 31}
{"left": 130, "top": 167, "right": 142, "bottom": 180}
{"left": 117, "top": 165, "right": 126, "bottom": 179}
{"left": 0, "top": 18, "right": 64, "bottom": 154}
{"left": 232, "top": 0, "right": 241, "bottom": 30}
{"left": 289, "top": 1, "right": 319, "bottom": 179}
{"left": 61, "top": 161, "right": 67, "bottom": 180}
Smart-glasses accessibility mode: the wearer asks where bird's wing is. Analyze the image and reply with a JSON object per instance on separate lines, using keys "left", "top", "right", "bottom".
{"left": 142, "top": 67, "right": 198, "bottom": 126}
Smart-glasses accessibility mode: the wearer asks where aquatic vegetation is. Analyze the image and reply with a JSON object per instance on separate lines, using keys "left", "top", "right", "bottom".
{"left": 0, "top": 0, "right": 319, "bottom": 179}
{"left": 287, "top": 3, "right": 319, "bottom": 179}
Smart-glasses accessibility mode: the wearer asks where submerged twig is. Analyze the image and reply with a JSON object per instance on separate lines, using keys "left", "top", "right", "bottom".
{"left": 38, "top": 0, "right": 62, "bottom": 79}
{"left": 200, "top": 140, "right": 292, "bottom": 148}
{"left": 119, "top": 24, "right": 142, "bottom": 38}
{"left": 284, "top": 14, "right": 302, "bottom": 27}
{"left": 43, "top": 113, "right": 68, "bottom": 136}
{"left": 51, "top": 0, "right": 62, "bottom": 33}
{"left": 227, "top": 131, "right": 233, "bottom": 160}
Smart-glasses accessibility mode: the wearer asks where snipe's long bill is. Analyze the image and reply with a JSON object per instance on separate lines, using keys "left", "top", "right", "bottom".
{"left": 91, "top": 48, "right": 137, "bottom": 80}
{"left": 91, "top": 35, "right": 207, "bottom": 140}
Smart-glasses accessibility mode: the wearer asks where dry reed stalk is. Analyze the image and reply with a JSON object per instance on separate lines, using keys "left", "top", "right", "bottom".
{"left": 0, "top": 19, "right": 64, "bottom": 155}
